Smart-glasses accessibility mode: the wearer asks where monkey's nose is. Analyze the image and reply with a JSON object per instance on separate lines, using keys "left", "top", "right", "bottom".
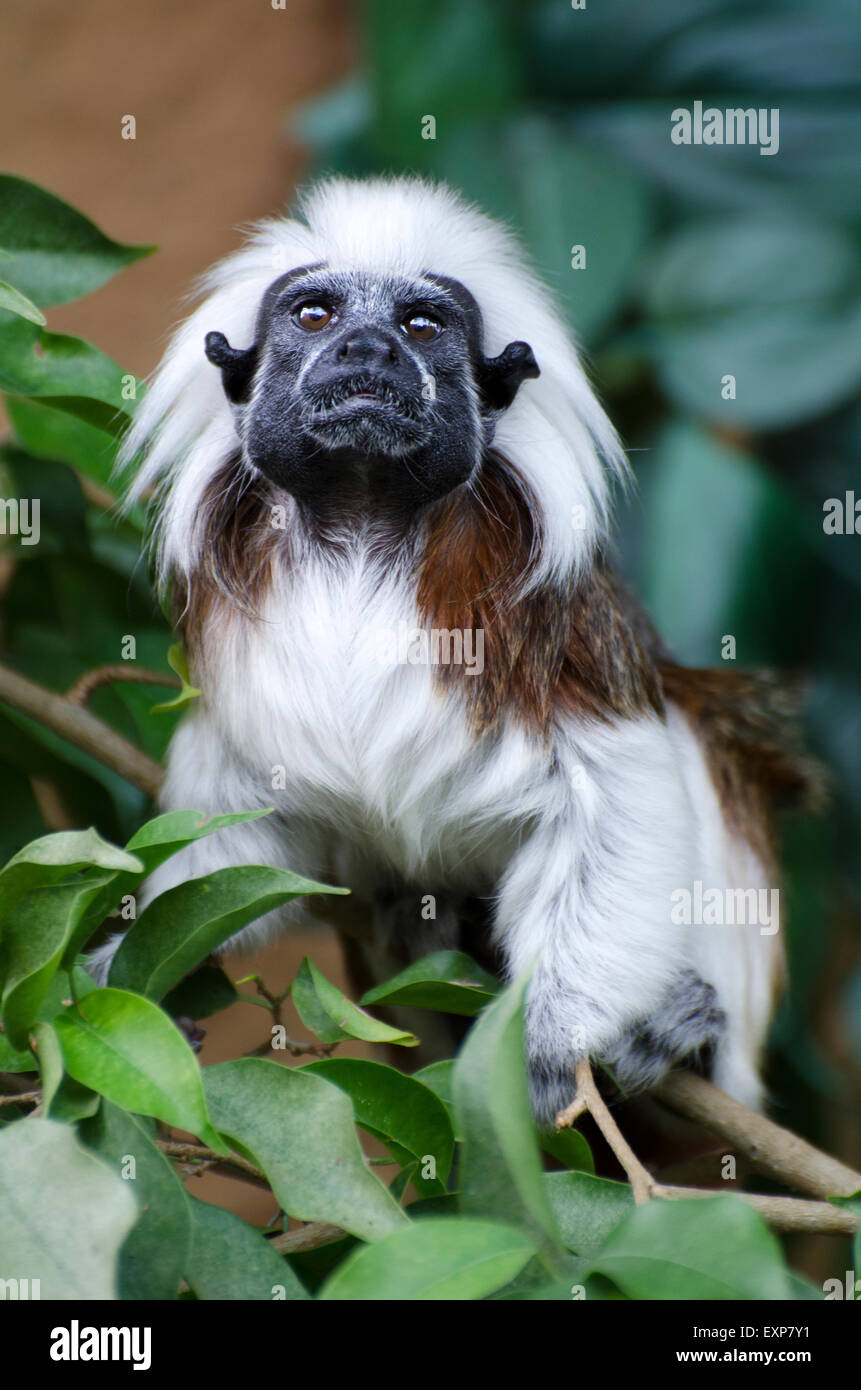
{"left": 335, "top": 329, "right": 400, "bottom": 368}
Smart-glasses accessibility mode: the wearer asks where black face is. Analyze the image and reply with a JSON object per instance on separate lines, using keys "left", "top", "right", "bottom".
{"left": 205, "top": 266, "right": 539, "bottom": 513}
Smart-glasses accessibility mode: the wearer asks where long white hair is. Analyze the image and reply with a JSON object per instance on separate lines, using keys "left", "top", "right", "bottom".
{"left": 120, "top": 176, "right": 628, "bottom": 596}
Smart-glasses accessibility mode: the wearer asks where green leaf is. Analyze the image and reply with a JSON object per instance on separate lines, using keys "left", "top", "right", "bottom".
{"left": 0, "top": 827, "right": 142, "bottom": 934}
{"left": 162, "top": 963, "right": 238, "bottom": 1021}
{"left": 33, "top": 1021, "right": 100, "bottom": 1123}
{"left": 83, "top": 1102, "right": 191, "bottom": 1300}
{"left": 204, "top": 1058, "right": 408, "bottom": 1241}
{"left": 32, "top": 1021, "right": 62, "bottom": 1102}
{"left": 47, "top": 1075, "right": 101, "bottom": 1124}
{"left": 588, "top": 1195, "right": 792, "bottom": 1300}
{"left": 0, "top": 316, "right": 133, "bottom": 430}
{"left": 109, "top": 866, "right": 347, "bottom": 1000}
{"left": 319, "top": 1216, "right": 536, "bottom": 1300}
{"left": 0, "top": 706, "right": 116, "bottom": 832}
{"left": 0, "top": 1117, "right": 137, "bottom": 1299}
{"left": 526, "top": 0, "right": 708, "bottom": 102}
{"left": 0, "top": 1031, "right": 36, "bottom": 1073}
{"left": 545, "top": 1171, "right": 634, "bottom": 1255}
{"left": 828, "top": 1190, "right": 861, "bottom": 1270}
{"left": 453, "top": 973, "right": 560, "bottom": 1252}
{"left": 37, "top": 964, "right": 99, "bottom": 1024}
{"left": 1, "top": 874, "right": 118, "bottom": 1048}
{"left": 150, "top": 643, "right": 201, "bottom": 713}
{"left": 184, "top": 1196, "right": 309, "bottom": 1301}
{"left": 293, "top": 956, "right": 417, "bottom": 1047}
{"left": 364, "top": 0, "right": 518, "bottom": 166}
{"left": 282, "top": 1231, "right": 358, "bottom": 1295}
{"left": 76, "top": 809, "right": 278, "bottom": 969}
{"left": 414, "top": 1059, "right": 459, "bottom": 1136}
{"left": 303, "top": 1058, "right": 455, "bottom": 1193}
{"left": 787, "top": 1272, "right": 827, "bottom": 1301}
{"left": 644, "top": 218, "right": 861, "bottom": 429}
{"left": 492, "top": 1269, "right": 577, "bottom": 1301}
{"left": 639, "top": 420, "right": 814, "bottom": 666}
{"left": 361, "top": 949, "right": 499, "bottom": 1017}
{"left": 0, "top": 174, "right": 154, "bottom": 307}
{"left": 388, "top": 1163, "right": 415, "bottom": 1203}
{"left": 291, "top": 75, "right": 371, "bottom": 154}
{"left": 54, "top": 987, "right": 228, "bottom": 1153}
{"left": 538, "top": 1126, "right": 594, "bottom": 1175}
{"left": 435, "top": 116, "right": 653, "bottom": 342}
{"left": 125, "top": 808, "right": 271, "bottom": 862}
{"left": 0, "top": 280, "right": 45, "bottom": 325}
{"left": 4, "top": 397, "right": 129, "bottom": 510}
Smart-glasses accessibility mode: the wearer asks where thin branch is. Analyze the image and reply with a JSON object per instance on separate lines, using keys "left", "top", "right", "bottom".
{"left": 0, "top": 1089, "right": 41, "bottom": 1108}
{"left": 265, "top": 1193, "right": 854, "bottom": 1254}
{"left": 156, "top": 1139, "right": 270, "bottom": 1191}
{"left": 250, "top": 973, "right": 290, "bottom": 1015}
{"left": 652, "top": 1185, "right": 857, "bottom": 1235}
{"left": 65, "top": 665, "right": 180, "bottom": 707}
{"left": 240, "top": 973, "right": 336, "bottom": 1059}
{"left": 558, "top": 1063, "right": 861, "bottom": 1232}
{"left": 654, "top": 1070, "right": 861, "bottom": 1200}
{"left": 269, "top": 1223, "right": 347, "bottom": 1255}
{"left": 558, "top": 1058, "right": 656, "bottom": 1204}
{"left": 243, "top": 1034, "right": 336, "bottom": 1059}
{"left": 0, "top": 661, "right": 164, "bottom": 798}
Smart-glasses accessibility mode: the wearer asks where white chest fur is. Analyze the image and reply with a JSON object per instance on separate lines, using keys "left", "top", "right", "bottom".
{"left": 196, "top": 551, "right": 544, "bottom": 888}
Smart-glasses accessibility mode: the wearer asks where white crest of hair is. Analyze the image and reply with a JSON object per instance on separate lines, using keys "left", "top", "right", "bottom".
{"left": 119, "top": 175, "right": 628, "bottom": 594}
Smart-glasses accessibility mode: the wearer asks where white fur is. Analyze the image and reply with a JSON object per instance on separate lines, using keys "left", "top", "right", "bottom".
{"left": 664, "top": 704, "right": 779, "bottom": 1108}
{"left": 98, "top": 178, "right": 778, "bottom": 1115}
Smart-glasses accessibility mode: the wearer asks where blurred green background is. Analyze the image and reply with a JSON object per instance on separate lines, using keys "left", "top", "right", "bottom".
{"left": 0, "top": 0, "right": 858, "bottom": 1220}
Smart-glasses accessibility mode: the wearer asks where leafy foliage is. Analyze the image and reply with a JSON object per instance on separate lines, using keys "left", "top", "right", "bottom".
{"left": 0, "top": 816, "right": 821, "bottom": 1300}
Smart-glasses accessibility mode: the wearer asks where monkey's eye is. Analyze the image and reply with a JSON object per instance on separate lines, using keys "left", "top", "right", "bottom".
{"left": 401, "top": 311, "right": 442, "bottom": 341}
{"left": 293, "top": 302, "right": 333, "bottom": 331}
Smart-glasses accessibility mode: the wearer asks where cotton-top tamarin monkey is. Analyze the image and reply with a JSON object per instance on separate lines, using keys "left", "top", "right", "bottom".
{"left": 90, "top": 178, "right": 817, "bottom": 1122}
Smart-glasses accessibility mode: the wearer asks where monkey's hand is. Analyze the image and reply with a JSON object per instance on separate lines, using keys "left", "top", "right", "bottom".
{"left": 599, "top": 969, "right": 727, "bottom": 1095}
{"left": 524, "top": 969, "right": 726, "bottom": 1125}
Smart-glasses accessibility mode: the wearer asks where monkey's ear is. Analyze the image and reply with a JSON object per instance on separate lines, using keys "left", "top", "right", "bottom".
{"left": 205, "top": 330, "right": 259, "bottom": 404}
{"left": 477, "top": 341, "right": 540, "bottom": 412}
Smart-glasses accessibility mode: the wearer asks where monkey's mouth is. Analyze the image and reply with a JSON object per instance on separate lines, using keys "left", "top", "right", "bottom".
{"left": 307, "top": 372, "right": 423, "bottom": 421}
{"left": 303, "top": 372, "right": 427, "bottom": 455}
